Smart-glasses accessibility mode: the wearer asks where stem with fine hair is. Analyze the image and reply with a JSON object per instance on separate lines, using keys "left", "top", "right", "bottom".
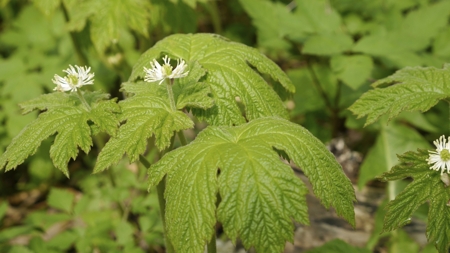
{"left": 76, "top": 89, "right": 91, "bottom": 111}
{"left": 165, "top": 79, "right": 188, "bottom": 146}
{"left": 140, "top": 155, "right": 175, "bottom": 253}
{"left": 207, "top": 233, "right": 217, "bottom": 253}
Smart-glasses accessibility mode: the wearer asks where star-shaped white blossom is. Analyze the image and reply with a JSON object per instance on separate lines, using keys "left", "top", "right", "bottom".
{"left": 426, "top": 135, "right": 450, "bottom": 174}
{"left": 52, "top": 65, "right": 95, "bottom": 92}
{"left": 144, "top": 55, "right": 189, "bottom": 84}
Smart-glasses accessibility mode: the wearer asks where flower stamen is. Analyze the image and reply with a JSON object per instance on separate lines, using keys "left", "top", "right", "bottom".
{"left": 143, "top": 55, "right": 189, "bottom": 84}
{"left": 426, "top": 135, "right": 450, "bottom": 174}
{"left": 52, "top": 65, "right": 94, "bottom": 92}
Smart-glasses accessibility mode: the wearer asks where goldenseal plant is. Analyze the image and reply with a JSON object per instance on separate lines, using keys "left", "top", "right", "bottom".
{"left": 350, "top": 64, "right": 450, "bottom": 252}
{"left": 0, "top": 34, "right": 356, "bottom": 253}
{"left": 0, "top": 64, "right": 119, "bottom": 176}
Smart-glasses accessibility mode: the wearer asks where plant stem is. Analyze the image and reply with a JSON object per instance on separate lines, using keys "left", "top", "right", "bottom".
{"left": 165, "top": 79, "right": 177, "bottom": 111}
{"left": 157, "top": 176, "right": 175, "bottom": 253}
{"left": 177, "top": 131, "right": 188, "bottom": 146}
{"left": 165, "top": 79, "right": 189, "bottom": 146}
{"left": 203, "top": 0, "right": 222, "bottom": 34}
{"left": 139, "top": 155, "right": 175, "bottom": 253}
{"left": 76, "top": 89, "right": 91, "bottom": 111}
{"left": 305, "top": 58, "right": 333, "bottom": 114}
{"left": 60, "top": 3, "right": 89, "bottom": 66}
{"left": 207, "top": 233, "right": 217, "bottom": 253}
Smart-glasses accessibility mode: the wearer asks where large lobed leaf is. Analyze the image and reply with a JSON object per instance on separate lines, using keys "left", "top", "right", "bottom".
{"left": 129, "top": 33, "right": 295, "bottom": 126}
{"left": 378, "top": 149, "right": 450, "bottom": 253}
{"left": 148, "top": 117, "right": 355, "bottom": 253}
{"left": 94, "top": 62, "right": 214, "bottom": 172}
{"left": 349, "top": 64, "right": 450, "bottom": 126}
{"left": 0, "top": 92, "right": 119, "bottom": 176}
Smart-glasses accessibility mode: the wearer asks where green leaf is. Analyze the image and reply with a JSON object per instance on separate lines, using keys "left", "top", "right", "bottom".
{"left": 47, "top": 188, "right": 75, "bottom": 213}
{"left": 330, "top": 54, "right": 373, "bottom": 89}
{"left": 388, "top": 230, "right": 420, "bottom": 253}
{"left": 238, "top": 0, "right": 310, "bottom": 49}
{"left": 391, "top": 1, "right": 450, "bottom": 52}
{"left": 379, "top": 149, "right": 450, "bottom": 253}
{"left": 358, "top": 122, "right": 430, "bottom": 189}
{"left": 0, "top": 201, "right": 8, "bottom": 223}
{"left": 433, "top": 27, "right": 450, "bottom": 58}
{"left": 286, "top": 68, "right": 326, "bottom": 115}
{"left": 129, "top": 33, "right": 295, "bottom": 126}
{"left": 305, "top": 239, "right": 371, "bottom": 253}
{"left": 0, "top": 91, "right": 120, "bottom": 176}
{"left": 8, "top": 246, "right": 34, "bottom": 253}
{"left": 66, "top": 0, "right": 150, "bottom": 54}
{"left": 349, "top": 65, "right": 450, "bottom": 126}
{"left": 293, "top": 0, "right": 343, "bottom": 35}
{"left": 352, "top": 34, "right": 423, "bottom": 68}
{"left": 93, "top": 62, "right": 211, "bottom": 173}
{"left": 302, "top": 34, "right": 353, "bottom": 56}
{"left": 93, "top": 78, "right": 202, "bottom": 172}
{"left": 170, "top": 0, "right": 207, "bottom": 9}
{"left": 148, "top": 117, "right": 355, "bottom": 253}
{"left": 32, "top": 0, "right": 60, "bottom": 16}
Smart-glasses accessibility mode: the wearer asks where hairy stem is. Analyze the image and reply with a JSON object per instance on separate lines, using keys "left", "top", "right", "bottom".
{"left": 165, "top": 79, "right": 177, "bottom": 111}
{"left": 76, "top": 90, "right": 91, "bottom": 111}
{"left": 165, "top": 79, "right": 189, "bottom": 146}
{"left": 177, "top": 131, "right": 188, "bottom": 146}
{"left": 61, "top": 3, "right": 89, "bottom": 66}
{"left": 207, "top": 233, "right": 217, "bottom": 253}
{"left": 139, "top": 155, "right": 175, "bottom": 253}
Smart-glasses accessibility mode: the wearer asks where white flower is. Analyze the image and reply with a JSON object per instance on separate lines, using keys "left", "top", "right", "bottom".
{"left": 426, "top": 135, "right": 450, "bottom": 174}
{"left": 143, "top": 55, "right": 189, "bottom": 84}
{"left": 52, "top": 65, "right": 95, "bottom": 92}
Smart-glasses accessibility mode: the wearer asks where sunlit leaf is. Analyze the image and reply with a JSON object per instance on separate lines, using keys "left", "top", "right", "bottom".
{"left": 0, "top": 91, "right": 119, "bottom": 176}
{"left": 148, "top": 117, "right": 355, "bottom": 253}
{"left": 349, "top": 65, "right": 450, "bottom": 126}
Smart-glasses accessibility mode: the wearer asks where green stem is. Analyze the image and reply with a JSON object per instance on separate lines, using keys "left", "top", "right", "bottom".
{"left": 157, "top": 177, "right": 175, "bottom": 253}
{"left": 203, "top": 0, "right": 222, "bottom": 34}
{"left": 165, "top": 79, "right": 189, "bottom": 146}
{"left": 177, "top": 131, "right": 188, "bottom": 146}
{"left": 61, "top": 3, "right": 89, "bottom": 66}
{"left": 165, "top": 79, "right": 177, "bottom": 111}
{"left": 207, "top": 233, "right": 217, "bottom": 253}
{"left": 305, "top": 58, "right": 333, "bottom": 113}
{"left": 139, "top": 155, "right": 175, "bottom": 253}
{"left": 76, "top": 89, "right": 91, "bottom": 111}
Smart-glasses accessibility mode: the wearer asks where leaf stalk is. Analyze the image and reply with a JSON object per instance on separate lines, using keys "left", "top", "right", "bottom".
{"left": 76, "top": 89, "right": 91, "bottom": 111}
{"left": 165, "top": 79, "right": 177, "bottom": 111}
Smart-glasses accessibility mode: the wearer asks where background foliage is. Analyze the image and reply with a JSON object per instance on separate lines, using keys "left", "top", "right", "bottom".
{"left": 0, "top": 0, "right": 449, "bottom": 252}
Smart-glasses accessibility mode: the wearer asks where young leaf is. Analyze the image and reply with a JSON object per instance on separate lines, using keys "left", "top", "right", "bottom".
{"left": 0, "top": 91, "right": 119, "bottom": 176}
{"left": 378, "top": 149, "right": 450, "bottom": 253}
{"left": 148, "top": 117, "right": 355, "bottom": 253}
{"left": 349, "top": 64, "right": 450, "bottom": 126}
{"left": 129, "top": 33, "right": 295, "bottom": 126}
{"left": 93, "top": 63, "right": 213, "bottom": 173}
